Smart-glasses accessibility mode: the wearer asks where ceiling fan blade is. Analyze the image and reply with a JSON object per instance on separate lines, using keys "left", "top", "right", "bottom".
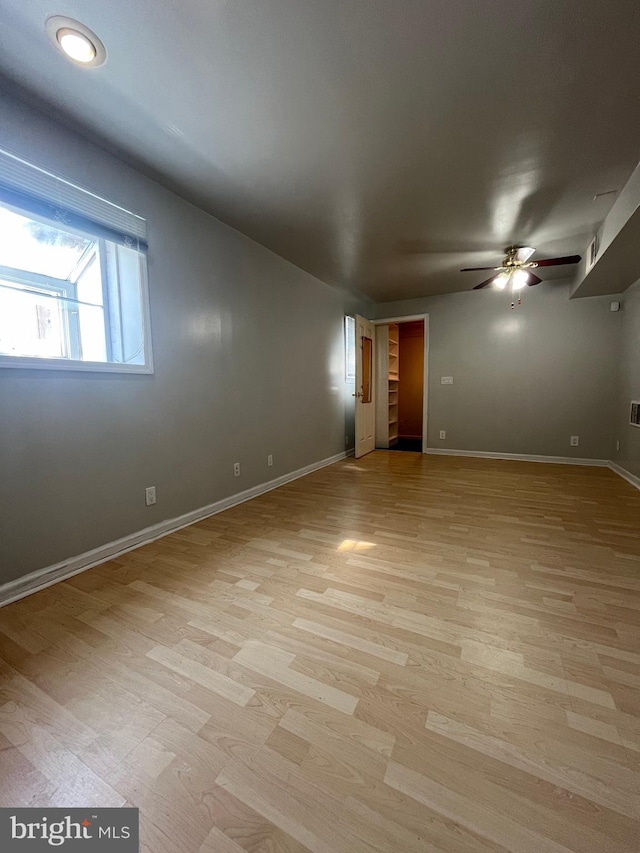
{"left": 534, "top": 255, "right": 581, "bottom": 267}
{"left": 515, "top": 246, "right": 536, "bottom": 262}
{"left": 527, "top": 273, "right": 542, "bottom": 286}
{"left": 473, "top": 276, "right": 498, "bottom": 290}
{"left": 461, "top": 266, "right": 499, "bottom": 272}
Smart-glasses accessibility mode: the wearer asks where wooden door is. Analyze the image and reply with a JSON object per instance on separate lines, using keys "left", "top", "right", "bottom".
{"left": 355, "top": 315, "right": 375, "bottom": 458}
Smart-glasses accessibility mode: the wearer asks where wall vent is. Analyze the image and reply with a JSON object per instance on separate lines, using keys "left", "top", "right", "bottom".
{"left": 631, "top": 401, "right": 640, "bottom": 428}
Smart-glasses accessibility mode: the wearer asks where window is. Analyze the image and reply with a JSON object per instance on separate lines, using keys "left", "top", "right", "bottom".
{"left": 344, "top": 315, "right": 356, "bottom": 381}
{"left": 0, "top": 148, "right": 152, "bottom": 372}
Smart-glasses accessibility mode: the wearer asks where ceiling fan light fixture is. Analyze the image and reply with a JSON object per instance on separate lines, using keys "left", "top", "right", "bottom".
{"left": 512, "top": 269, "right": 530, "bottom": 290}
{"left": 45, "top": 16, "right": 106, "bottom": 67}
{"left": 465, "top": 247, "right": 580, "bottom": 293}
{"left": 493, "top": 273, "right": 509, "bottom": 289}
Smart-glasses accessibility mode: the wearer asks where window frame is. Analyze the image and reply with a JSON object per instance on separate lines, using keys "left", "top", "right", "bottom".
{"left": 344, "top": 315, "right": 356, "bottom": 382}
{"left": 0, "top": 199, "right": 153, "bottom": 375}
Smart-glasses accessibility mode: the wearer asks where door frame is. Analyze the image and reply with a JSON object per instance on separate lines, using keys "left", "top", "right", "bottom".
{"left": 373, "top": 314, "right": 429, "bottom": 453}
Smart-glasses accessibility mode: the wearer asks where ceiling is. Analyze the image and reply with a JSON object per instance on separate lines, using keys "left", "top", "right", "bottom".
{"left": 0, "top": 1, "right": 639, "bottom": 302}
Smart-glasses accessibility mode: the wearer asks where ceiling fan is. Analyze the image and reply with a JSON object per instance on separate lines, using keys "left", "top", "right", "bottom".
{"left": 461, "top": 246, "right": 582, "bottom": 291}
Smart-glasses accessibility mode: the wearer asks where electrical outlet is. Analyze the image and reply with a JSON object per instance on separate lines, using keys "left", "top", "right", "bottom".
{"left": 233, "top": 462, "right": 240, "bottom": 477}
{"left": 439, "top": 430, "right": 446, "bottom": 440}
{"left": 267, "top": 454, "right": 273, "bottom": 467}
{"left": 570, "top": 436, "right": 579, "bottom": 447}
{"left": 440, "top": 376, "right": 454, "bottom": 385}
{"left": 145, "top": 486, "right": 156, "bottom": 506}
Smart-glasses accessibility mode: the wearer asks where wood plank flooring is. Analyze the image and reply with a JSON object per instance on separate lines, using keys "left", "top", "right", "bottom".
{"left": 1, "top": 452, "right": 639, "bottom": 852}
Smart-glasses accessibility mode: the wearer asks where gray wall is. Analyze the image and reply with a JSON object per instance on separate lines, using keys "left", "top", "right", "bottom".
{"left": 614, "top": 281, "right": 640, "bottom": 479}
{"left": 0, "top": 93, "right": 368, "bottom": 584}
{"left": 376, "top": 284, "right": 620, "bottom": 459}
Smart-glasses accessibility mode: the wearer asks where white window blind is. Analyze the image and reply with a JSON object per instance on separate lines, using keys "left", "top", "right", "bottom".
{"left": 0, "top": 146, "right": 147, "bottom": 248}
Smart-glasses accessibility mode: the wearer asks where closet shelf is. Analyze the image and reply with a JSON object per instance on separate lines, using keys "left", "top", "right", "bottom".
{"left": 376, "top": 322, "right": 401, "bottom": 449}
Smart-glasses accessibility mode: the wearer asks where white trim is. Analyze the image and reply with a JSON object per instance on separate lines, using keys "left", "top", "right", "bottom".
{"left": 608, "top": 461, "right": 640, "bottom": 491}
{"left": 372, "top": 314, "right": 429, "bottom": 453}
{"left": 422, "top": 314, "right": 429, "bottom": 454}
{"left": 373, "top": 314, "right": 427, "bottom": 324}
{"left": 424, "top": 448, "right": 609, "bottom": 466}
{"left": 0, "top": 451, "right": 348, "bottom": 608}
{"left": 138, "top": 251, "right": 154, "bottom": 373}
{"left": 0, "top": 357, "right": 153, "bottom": 374}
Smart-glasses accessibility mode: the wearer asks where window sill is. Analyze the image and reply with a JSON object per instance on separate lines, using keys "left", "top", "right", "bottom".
{"left": 0, "top": 356, "right": 154, "bottom": 374}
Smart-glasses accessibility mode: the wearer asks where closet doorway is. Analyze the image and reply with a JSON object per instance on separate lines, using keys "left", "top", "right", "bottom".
{"left": 374, "top": 315, "right": 428, "bottom": 452}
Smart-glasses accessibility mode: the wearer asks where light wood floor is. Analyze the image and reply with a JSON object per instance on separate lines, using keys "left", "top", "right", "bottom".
{"left": 1, "top": 452, "right": 639, "bottom": 852}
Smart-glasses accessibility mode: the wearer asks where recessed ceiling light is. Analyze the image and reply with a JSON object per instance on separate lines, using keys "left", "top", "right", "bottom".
{"left": 45, "top": 16, "right": 106, "bottom": 67}
{"left": 57, "top": 29, "right": 96, "bottom": 63}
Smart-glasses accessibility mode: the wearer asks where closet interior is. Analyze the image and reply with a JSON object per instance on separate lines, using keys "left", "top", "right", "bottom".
{"left": 375, "top": 320, "right": 424, "bottom": 451}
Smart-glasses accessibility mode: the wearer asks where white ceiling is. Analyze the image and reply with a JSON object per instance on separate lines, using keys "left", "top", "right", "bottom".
{"left": 1, "top": 0, "right": 639, "bottom": 301}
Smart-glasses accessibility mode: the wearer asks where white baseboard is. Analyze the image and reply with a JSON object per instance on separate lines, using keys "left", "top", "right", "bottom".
{"left": 608, "top": 461, "right": 640, "bottom": 492}
{"left": 425, "top": 448, "right": 640, "bottom": 491}
{"left": 424, "top": 448, "right": 609, "bottom": 466}
{"left": 0, "top": 451, "right": 348, "bottom": 609}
